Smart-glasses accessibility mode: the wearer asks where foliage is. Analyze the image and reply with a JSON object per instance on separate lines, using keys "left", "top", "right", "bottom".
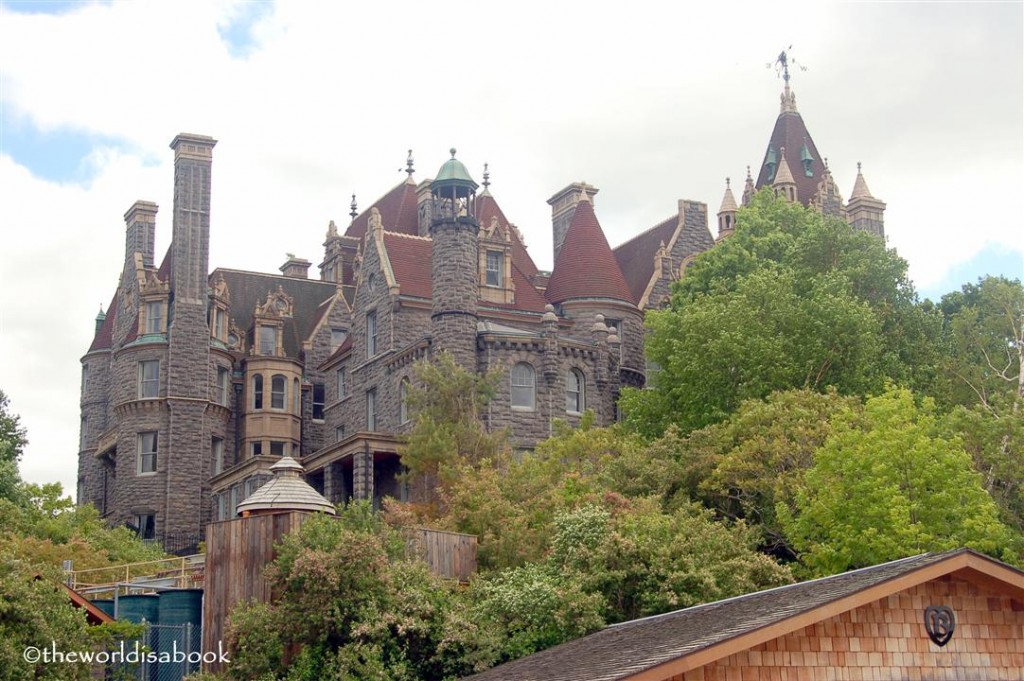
{"left": 226, "top": 506, "right": 479, "bottom": 681}
{"left": 780, "top": 386, "right": 1019, "bottom": 577}
{"left": 676, "top": 388, "right": 860, "bottom": 558}
{"left": 621, "top": 191, "right": 940, "bottom": 437}
{"left": 936, "top": 276, "right": 1023, "bottom": 409}
{"left": 400, "top": 352, "right": 511, "bottom": 513}
{"left": 0, "top": 389, "right": 28, "bottom": 505}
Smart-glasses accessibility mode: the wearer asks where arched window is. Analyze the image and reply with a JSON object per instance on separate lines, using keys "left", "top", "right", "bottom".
{"left": 511, "top": 362, "right": 536, "bottom": 410}
{"left": 566, "top": 369, "right": 584, "bottom": 413}
{"left": 252, "top": 374, "right": 263, "bottom": 410}
{"left": 271, "top": 374, "right": 286, "bottom": 409}
{"left": 399, "top": 378, "right": 411, "bottom": 424}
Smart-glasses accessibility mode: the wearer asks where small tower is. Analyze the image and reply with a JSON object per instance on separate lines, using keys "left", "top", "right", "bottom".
{"left": 773, "top": 147, "right": 798, "bottom": 202}
{"left": 741, "top": 166, "right": 756, "bottom": 207}
{"left": 429, "top": 149, "right": 480, "bottom": 370}
{"left": 717, "top": 178, "right": 739, "bottom": 240}
{"left": 846, "top": 162, "right": 886, "bottom": 239}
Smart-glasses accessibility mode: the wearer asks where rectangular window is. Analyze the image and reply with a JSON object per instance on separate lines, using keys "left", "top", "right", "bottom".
{"left": 214, "top": 308, "right": 228, "bottom": 340}
{"left": 138, "top": 431, "right": 158, "bottom": 474}
{"left": 486, "top": 251, "right": 504, "bottom": 287}
{"left": 271, "top": 375, "right": 286, "bottom": 410}
{"left": 336, "top": 367, "right": 347, "bottom": 399}
{"left": 313, "top": 383, "right": 325, "bottom": 420}
{"left": 331, "top": 328, "right": 347, "bottom": 351}
{"left": 259, "top": 325, "right": 277, "bottom": 355}
{"left": 217, "top": 493, "right": 228, "bottom": 521}
{"left": 366, "top": 311, "right": 378, "bottom": 356}
{"left": 212, "top": 437, "right": 224, "bottom": 475}
{"left": 138, "top": 360, "right": 159, "bottom": 399}
{"left": 217, "top": 367, "right": 230, "bottom": 405}
{"left": 366, "top": 389, "right": 377, "bottom": 431}
{"left": 145, "top": 300, "right": 163, "bottom": 334}
{"left": 336, "top": 425, "right": 346, "bottom": 442}
{"left": 134, "top": 513, "right": 156, "bottom": 540}
{"left": 270, "top": 441, "right": 287, "bottom": 457}
{"left": 82, "top": 364, "right": 88, "bottom": 392}
{"left": 79, "top": 416, "right": 87, "bottom": 450}
{"left": 251, "top": 441, "right": 263, "bottom": 457}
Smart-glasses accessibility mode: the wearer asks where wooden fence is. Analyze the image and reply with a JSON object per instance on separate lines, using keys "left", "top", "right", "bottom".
{"left": 409, "top": 527, "right": 478, "bottom": 583}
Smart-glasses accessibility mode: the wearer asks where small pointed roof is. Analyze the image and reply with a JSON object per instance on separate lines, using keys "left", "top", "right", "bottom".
{"left": 545, "top": 199, "right": 633, "bottom": 305}
{"left": 236, "top": 457, "right": 336, "bottom": 516}
{"left": 755, "top": 86, "right": 826, "bottom": 205}
{"left": 718, "top": 178, "right": 738, "bottom": 214}
{"left": 849, "top": 162, "right": 875, "bottom": 200}
{"left": 773, "top": 147, "right": 797, "bottom": 187}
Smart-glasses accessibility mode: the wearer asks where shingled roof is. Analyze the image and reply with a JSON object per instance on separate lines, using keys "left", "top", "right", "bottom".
{"left": 612, "top": 215, "right": 678, "bottom": 305}
{"left": 345, "top": 179, "right": 420, "bottom": 241}
{"left": 545, "top": 199, "right": 633, "bottom": 305}
{"left": 214, "top": 269, "right": 338, "bottom": 358}
{"left": 754, "top": 94, "right": 825, "bottom": 205}
{"left": 478, "top": 192, "right": 539, "bottom": 280}
{"left": 464, "top": 549, "right": 1024, "bottom": 681}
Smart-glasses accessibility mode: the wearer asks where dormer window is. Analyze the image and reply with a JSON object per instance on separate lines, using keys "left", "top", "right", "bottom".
{"left": 258, "top": 326, "right": 277, "bottom": 355}
{"left": 331, "top": 328, "right": 347, "bottom": 351}
{"left": 486, "top": 251, "right": 504, "bottom": 287}
{"left": 145, "top": 300, "right": 164, "bottom": 334}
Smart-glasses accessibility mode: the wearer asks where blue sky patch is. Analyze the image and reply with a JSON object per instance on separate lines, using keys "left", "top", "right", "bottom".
{"left": 0, "top": 114, "right": 128, "bottom": 183}
{"left": 2, "top": 0, "right": 100, "bottom": 15}
{"left": 918, "top": 244, "right": 1024, "bottom": 302}
{"left": 217, "top": 1, "right": 274, "bottom": 58}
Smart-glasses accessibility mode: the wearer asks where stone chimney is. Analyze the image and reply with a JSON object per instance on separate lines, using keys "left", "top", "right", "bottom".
{"left": 547, "top": 182, "right": 598, "bottom": 264}
{"left": 124, "top": 200, "right": 158, "bottom": 269}
{"left": 280, "top": 255, "right": 311, "bottom": 279}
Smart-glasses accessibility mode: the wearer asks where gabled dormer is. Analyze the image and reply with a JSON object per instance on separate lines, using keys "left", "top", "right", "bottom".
{"left": 138, "top": 270, "right": 170, "bottom": 338}
{"left": 479, "top": 215, "right": 516, "bottom": 305}
{"left": 251, "top": 287, "right": 293, "bottom": 357}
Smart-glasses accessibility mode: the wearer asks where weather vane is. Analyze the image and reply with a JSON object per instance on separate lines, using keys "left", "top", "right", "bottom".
{"left": 768, "top": 46, "right": 807, "bottom": 83}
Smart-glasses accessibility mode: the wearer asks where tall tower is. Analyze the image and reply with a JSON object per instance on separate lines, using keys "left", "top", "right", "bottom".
{"left": 167, "top": 133, "right": 217, "bottom": 536}
{"left": 429, "top": 149, "right": 479, "bottom": 370}
{"left": 846, "top": 163, "right": 886, "bottom": 238}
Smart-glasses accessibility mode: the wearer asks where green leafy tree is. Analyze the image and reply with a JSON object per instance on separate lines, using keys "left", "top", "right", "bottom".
{"left": 622, "top": 191, "right": 940, "bottom": 437}
{"left": 0, "top": 389, "right": 28, "bottom": 504}
{"left": 937, "top": 276, "right": 1023, "bottom": 410}
{"left": 780, "top": 386, "right": 1018, "bottom": 577}
{"left": 677, "top": 388, "right": 860, "bottom": 557}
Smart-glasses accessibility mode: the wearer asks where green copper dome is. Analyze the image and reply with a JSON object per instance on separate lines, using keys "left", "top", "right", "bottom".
{"left": 434, "top": 148, "right": 478, "bottom": 189}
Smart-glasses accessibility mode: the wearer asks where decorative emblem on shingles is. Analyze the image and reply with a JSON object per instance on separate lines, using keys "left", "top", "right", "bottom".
{"left": 924, "top": 605, "right": 955, "bottom": 647}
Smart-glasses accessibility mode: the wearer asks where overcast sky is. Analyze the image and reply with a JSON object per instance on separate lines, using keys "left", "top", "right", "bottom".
{"left": 1, "top": 0, "right": 1021, "bottom": 495}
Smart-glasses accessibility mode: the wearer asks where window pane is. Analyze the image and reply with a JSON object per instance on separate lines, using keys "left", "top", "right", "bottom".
{"left": 399, "top": 379, "right": 410, "bottom": 424}
{"left": 367, "top": 312, "right": 377, "bottom": 356}
{"left": 139, "top": 361, "right": 159, "bottom": 398}
{"left": 313, "top": 383, "right": 325, "bottom": 420}
{"left": 511, "top": 363, "right": 535, "bottom": 409}
{"left": 212, "top": 437, "right": 224, "bottom": 475}
{"left": 331, "top": 328, "right": 347, "bottom": 351}
{"left": 567, "top": 369, "right": 584, "bottom": 413}
{"left": 486, "top": 251, "right": 503, "bottom": 286}
{"left": 337, "top": 368, "right": 346, "bottom": 398}
{"left": 367, "top": 389, "right": 377, "bottom": 431}
{"left": 259, "top": 326, "right": 276, "bottom": 354}
{"left": 138, "top": 431, "right": 158, "bottom": 474}
{"left": 218, "top": 367, "right": 229, "bottom": 405}
{"left": 270, "top": 441, "right": 286, "bottom": 457}
{"left": 253, "top": 374, "right": 263, "bottom": 409}
{"left": 146, "top": 301, "right": 162, "bottom": 334}
{"left": 271, "top": 375, "right": 286, "bottom": 409}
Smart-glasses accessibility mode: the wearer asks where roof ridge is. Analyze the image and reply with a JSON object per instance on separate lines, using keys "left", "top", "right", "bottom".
{"left": 383, "top": 230, "right": 432, "bottom": 241}
{"left": 211, "top": 267, "right": 336, "bottom": 284}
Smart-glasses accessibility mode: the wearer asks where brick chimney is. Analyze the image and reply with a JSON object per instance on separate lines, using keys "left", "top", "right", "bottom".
{"left": 280, "top": 256, "right": 311, "bottom": 279}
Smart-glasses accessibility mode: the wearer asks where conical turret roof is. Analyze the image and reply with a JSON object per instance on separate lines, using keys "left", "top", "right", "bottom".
{"left": 773, "top": 148, "right": 797, "bottom": 188}
{"left": 545, "top": 198, "right": 634, "bottom": 305}
{"left": 849, "top": 162, "right": 875, "bottom": 200}
{"left": 718, "top": 179, "right": 738, "bottom": 213}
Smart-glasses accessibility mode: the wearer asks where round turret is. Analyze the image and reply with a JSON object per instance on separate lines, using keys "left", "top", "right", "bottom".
{"left": 432, "top": 149, "right": 478, "bottom": 222}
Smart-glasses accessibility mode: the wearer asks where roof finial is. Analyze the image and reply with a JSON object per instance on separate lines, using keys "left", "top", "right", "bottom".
{"left": 726, "top": 177, "right": 731, "bottom": 189}
{"left": 857, "top": 161, "right": 862, "bottom": 173}
{"left": 746, "top": 165, "right": 752, "bottom": 180}
{"left": 349, "top": 194, "right": 358, "bottom": 219}
{"left": 482, "top": 162, "right": 490, "bottom": 190}
{"left": 405, "top": 149, "right": 414, "bottom": 177}
{"left": 770, "top": 47, "right": 805, "bottom": 114}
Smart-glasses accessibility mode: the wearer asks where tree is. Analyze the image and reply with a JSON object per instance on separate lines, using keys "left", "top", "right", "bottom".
{"left": 400, "top": 352, "right": 511, "bottom": 513}
{"left": 937, "top": 276, "right": 1023, "bottom": 410}
{"left": 780, "top": 386, "right": 1018, "bottom": 577}
{"left": 621, "top": 192, "right": 940, "bottom": 437}
{"left": 676, "top": 388, "right": 860, "bottom": 558}
{"left": 0, "top": 389, "right": 28, "bottom": 505}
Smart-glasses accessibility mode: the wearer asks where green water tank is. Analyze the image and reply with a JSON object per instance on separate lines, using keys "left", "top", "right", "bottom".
{"left": 116, "top": 594, "right": 159, "bottom": 623}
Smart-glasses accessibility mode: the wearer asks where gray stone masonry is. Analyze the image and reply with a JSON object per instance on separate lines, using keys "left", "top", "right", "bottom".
{"left": 430, "top": 216, "right": 479, "bottom": 371}
{"left": 78, "top": 349, "right": 111, "bottom": 509}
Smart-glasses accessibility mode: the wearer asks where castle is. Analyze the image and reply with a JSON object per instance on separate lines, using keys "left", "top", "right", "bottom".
{"left": 76, "top": 76, "right": 885, "bottom": 548}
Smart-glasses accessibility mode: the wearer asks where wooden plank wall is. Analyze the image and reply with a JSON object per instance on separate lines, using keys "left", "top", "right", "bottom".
{"left": 411, "top": 528, "right": 478, "bottom": 583}
{"left": 201, "top": 512, "right": 307, "bottom": 673}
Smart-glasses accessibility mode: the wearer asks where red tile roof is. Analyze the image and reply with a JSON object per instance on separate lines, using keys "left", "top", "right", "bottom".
{"left": 545, "top": 200, "right": 633, "bottom": 304}
{"left": 612, "top": 214, "right": 678, "bottom": 304}
{"left": 380, "top": 231, "right": 549, "bottom": 314}
{"left": 345, "top": 180, "right": 420, "bottom": 241}
{"left": 755, "top": 110, "right": 825, "bottom": 206}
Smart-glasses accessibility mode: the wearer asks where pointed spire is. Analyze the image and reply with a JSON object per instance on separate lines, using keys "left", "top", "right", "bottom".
{"left": 718, "top": 177, "right": 739, "bottom": 213}
{"left": 850, "top": 162, "right": 875, "bottom": 199}
{"left": 773, "top": 147, "right": 798, "bottom": 201}
{"left": 481, "top": 163, "right": 490, "bottom": 192}
{"left": 349, "top": 194, "right": 358, "bottom": 220}
{"left": 405, "top": 149, "right": 415, "bottom": 181}
{"left": 742, "top": 165, "right": 756, "bottom": 206}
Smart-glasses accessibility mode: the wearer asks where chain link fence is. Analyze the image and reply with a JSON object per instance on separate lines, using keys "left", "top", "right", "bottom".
{"left": 103, "top": 622, "right": 204, "bottom": 681}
